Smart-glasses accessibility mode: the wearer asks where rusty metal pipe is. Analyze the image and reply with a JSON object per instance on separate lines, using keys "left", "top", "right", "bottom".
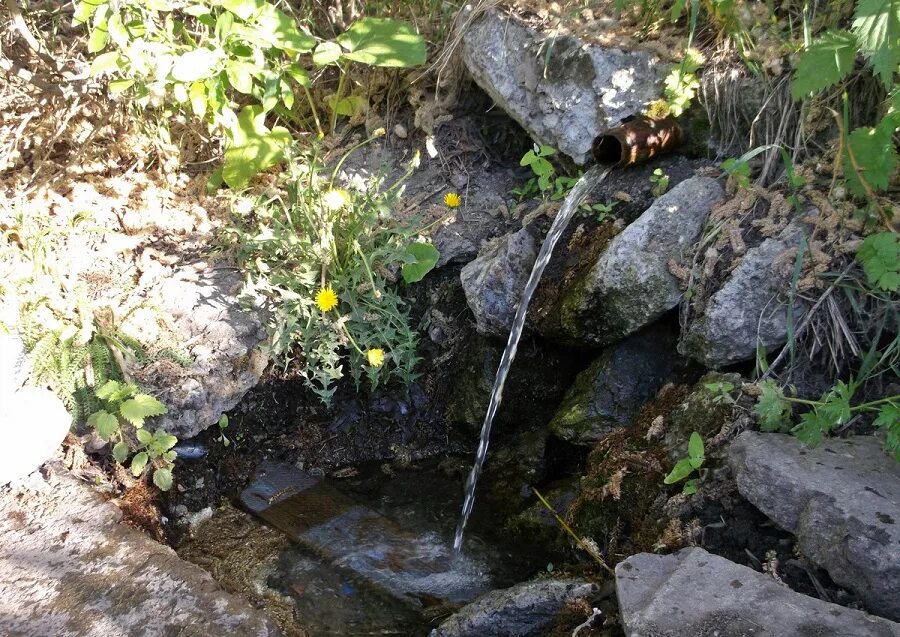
{"left": 592, "top": 115, "right": 683, "bottom": 167}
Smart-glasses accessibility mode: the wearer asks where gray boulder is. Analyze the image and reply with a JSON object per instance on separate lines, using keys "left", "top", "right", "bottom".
{"left": 128, "top": 264, "right": 267, "bottom": 439}
{"left": 680, "top": 219, "right": 810, "bottom": 367}
{"left": 729, "top": 432, "right": 900, "bottom": 621}
{"left": 461, "top": 227, "right": 537, "bottom": 337}
{"left": 617, "top": 547, "right": 900, "bottom": 636}
{"left": 462, "top": 9, "right": 663, "bottom": 164}
{"left": 0, "top": 465, "right": 280, "bottom": 636}
{"left": 549, "top": 324, "right": 684, "bottom": 445}
{"left": 431, "top": 578, "right": 598, "bottom": 637}
{"left": 556, "top": 176, "right": 723, "bottom": 345}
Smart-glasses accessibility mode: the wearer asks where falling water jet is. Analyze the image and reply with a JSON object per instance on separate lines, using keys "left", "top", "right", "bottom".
{"left": 453, "top": 116, "right": 683, "bottom": 554}
{"left": 452, "top": 164, "right": 609, "bottom": 553}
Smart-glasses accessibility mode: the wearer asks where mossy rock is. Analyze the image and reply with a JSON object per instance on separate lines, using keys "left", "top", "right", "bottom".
{"left": 664, "top": 372, "right": 743, "bottom": 461}
{"left": 548, "top": 323, "right": 686, "bottom": 445}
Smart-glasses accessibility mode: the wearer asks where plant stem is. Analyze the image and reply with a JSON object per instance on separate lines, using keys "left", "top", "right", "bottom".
{"left": 533, "top": 488, "right": 615, "bottom": 576}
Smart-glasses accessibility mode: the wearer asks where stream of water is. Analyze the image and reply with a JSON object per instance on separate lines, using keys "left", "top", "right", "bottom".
{"left": 453, "top": 165, "right": 611, "bottom": 553}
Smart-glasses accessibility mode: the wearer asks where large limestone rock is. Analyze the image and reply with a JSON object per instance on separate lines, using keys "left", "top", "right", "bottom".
{"left": 462, "top": 9, "right": 663, "bottom": 164}
{"left": 556, "top": 176, "right": 724, "bottom": 345}
{"left": 680, "top": 219, "right": 810, "bottom": 367}
{"left": 0, "top": 465, "right": 280, "bottom": 636}
{"left": 0, "top": 387, "right": 71, "bottom": 486}
{"left": 461, "top": 227, "right": 537, "bottom": 337}
{"left": 431, "top": 578, "right": 598, "bottom": 637}
{"left": 128, "top": 264, "right": 267, "bottom": 439}
{"left": 729, "top": 432, "right": 900, "bottom": 621}
{"left": 549, "top": 324, "right": 685, "bottom": 445}
{"left": 617, "top": 548, "right": 900, "bottom": 636}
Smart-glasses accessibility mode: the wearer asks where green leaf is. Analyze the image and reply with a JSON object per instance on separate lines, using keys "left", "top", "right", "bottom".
{"left": 793, "top": 410, "right": 828, "bottom": 446}
{"left": 313, "top": 41, "right": 342, "bottom": 66}
{"left": 664, "top": 458, "right": 695, "bottom": 484}
{"left": 189, "top": 82, "right": 207, "bottom": 118}
{"left": 687, "top": 432, "right": 705, "bottom": 467}
{"left": 682, "top": 478, "right": 698, "bottom": 495}
{"left": 74, "top": 0, "right": 107, "bottom": 25}
{"left": 874, "top": 403, "right": 900, "bottom": 461}
{"left": 222, "top": 106, "right": 291, "bottom": 189}
{"left": 89, "top": 51, "right": 121, "bottom": 76}
{"left": 286, "top": 64, "right": 310, "bottom": 87}
{"left": 225, "top": 60, "right": 257, "bottom": 94}
{"left": 106, "top": 12, "right": 128, "bottom": 48}
{"left": 254, "top": 4, "right": 315, "bottom": 53}
{"left": 844, "top": 121, "right": 899, "bottom": 196}
{"left": 790, "top": 30, "right": 857, "bottom": 100}
{"left": 119, "top": 394, "right": 168, "bottom": 428}
{"left": 154, "top": 431, "right": 178, "bottom": 451}
{"left": 130, "top": 451, "right": 149, "bottom": 477}
{"left": 171, "top": 48, "right": 220, "bottom": 82}
{"left": 112, "top": 441, "right": 129, "bottom": 464}
{"left": 153, "top": 468, "right": 173, "bottom": 491}
{"left": 222, "top": 0, "right": 264, "bottom": 20}
{"left": 95, "top": 379, "right": 122, "bottom": 400}
{"left": 108, "top": 79, "right": 134, "bottom": 93}
{"left": 218, "top": 414, "right": 229, "bottom": 429}
{"left": 88, "top": 410, "right": 119, "bottom": 439}
{"left": 336, "top": 18, "right": 426, "bottom": 68}
{"left": 853, "top": 0, "right": 900, "bottom": 87}
{"left": 88, "top": 19, "right": 109, "bottom": 53}
{"left": 756, "top": 381, "right": 792, "bottom": 432}
{"left": 857, "top": 232, "right": 899, "bottom": 291}
{"left": 136, "top": 428, "right": 153, "bottom": 445}
{"left": 401, "top": 242, "right": 439, "bottom": 283}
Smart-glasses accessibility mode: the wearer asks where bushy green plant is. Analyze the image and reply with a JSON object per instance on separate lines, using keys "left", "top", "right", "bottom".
{"left": 88, "top": 380, "right": 174, "bottom": 489}
{"left": 664, "top": 431, "right": 705, "bottom": 494}
{"left": 75, "top": 0, "right": 426, "bottom": 187}
{"left": 224, "top": 139, "right": 437, "bottom": 405}
{"left": 1, "top": 208, "right": 179, "bottom": 485}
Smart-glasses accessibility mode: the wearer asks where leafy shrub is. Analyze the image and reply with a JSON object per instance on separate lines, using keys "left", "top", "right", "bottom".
{"left": 1, "top": 208, "right": 179, "bottom": 486}
{"left": 89, "top": 380, "right": 174, "bottom": 490}
{"left": 224, "top": 140, "right": 437, "bottom": 405}
{"left": 75, "top": 0, "right": 426, "bottom": 187}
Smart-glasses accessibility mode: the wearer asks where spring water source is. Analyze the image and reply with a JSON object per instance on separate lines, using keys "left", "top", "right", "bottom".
{"left": 453, "top": 164, "right": 611, "bottom": 553}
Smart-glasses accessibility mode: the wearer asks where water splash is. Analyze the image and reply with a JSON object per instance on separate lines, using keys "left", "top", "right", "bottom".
{"left": 453, "top": 165, "right": 611, "bottom": 553}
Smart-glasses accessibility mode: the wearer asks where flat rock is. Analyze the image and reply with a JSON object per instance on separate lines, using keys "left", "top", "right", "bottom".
{"left": 729, "top": 432, "right": 900, "bottom": 621}
{"left": 128, "top": 264, "right": 267, "bottom": 439}
{"left": 549, "top": 323, "right": 685, "bottom": 445}
{"left": 461, "top": 227, "right": 537, "bottom": 337}
{"left": 556, "top": 176, "right": 723, "bottom": 346}
{"left": 431, "top": 578, "right": 598, "bottom": 637}
{"left": 0, "top": 465, "right": 280, "bottom": 636}
{"left": 462, "top": 9, "right": 662, "bottom": 164}
{"left": 617, "top": 547, "right": 900, "bottom": 636}
{"left": 679, "top": 218, "right": 810, "bottom": 367}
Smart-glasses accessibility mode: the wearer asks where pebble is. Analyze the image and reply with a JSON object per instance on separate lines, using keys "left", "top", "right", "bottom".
{"left": 393, "top": 124, "right": 408, "bottom": 139}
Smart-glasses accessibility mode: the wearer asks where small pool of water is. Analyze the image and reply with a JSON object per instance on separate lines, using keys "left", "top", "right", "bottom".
{"left": 178, "top": 460, "right": 547, "bottom": 636}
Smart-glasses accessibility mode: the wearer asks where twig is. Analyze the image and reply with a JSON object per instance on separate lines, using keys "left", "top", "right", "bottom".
{"left": 571, "top": 608, "right": 602, "bottom": 637}
{"left": 4, "top": 0, "right": 59, "bottom": 71}
{"left": 533, "top": 487, "right": 615, "bottom": 576}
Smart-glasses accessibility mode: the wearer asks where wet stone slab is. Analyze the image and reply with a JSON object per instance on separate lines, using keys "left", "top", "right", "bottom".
{"left": 241, "top": 461, "right": 494, "bottom": 607}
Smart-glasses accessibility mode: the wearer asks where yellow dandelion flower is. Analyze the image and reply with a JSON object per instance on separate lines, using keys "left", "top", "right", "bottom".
{"left": 322, "top": 189, "right": 350, "bottom": 211}
{"left": 443, "top": 192, "right": 461, "bottom": 208}
{"left": 367, "top": 348, "right": 385, "bottom": 368}
{"left": 315, "top": 286, "right": 338, "bottom": 312}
